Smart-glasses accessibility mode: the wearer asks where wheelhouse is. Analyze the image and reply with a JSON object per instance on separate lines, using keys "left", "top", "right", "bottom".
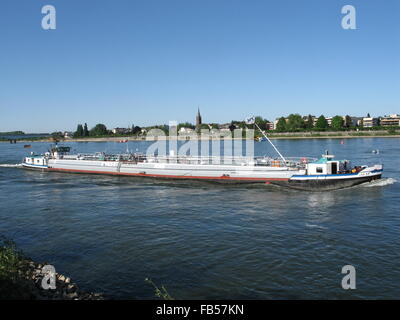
{"left": 306, "top": 153, "right": 351, "bottom": 175}
{"left": 50, "top": 146, "right": 71, "bottom": 159}
{"left": 24, "top": 154, "right": 47, "bottom": 167}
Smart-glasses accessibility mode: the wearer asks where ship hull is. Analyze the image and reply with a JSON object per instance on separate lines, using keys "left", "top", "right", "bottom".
{"left": 274, "top": 173, "right": 382, "bottom": 191}
{"left": 21, "top": 163, "right": 48, "bottom": 170}
{"left": 44, "top": 166, "right": 290, "bottom": 184}
{"left": 37, "top": 158, "right": 294, "bottom": 183}
{"left": 22, "top": 157, "right": 383, "bottom": 191}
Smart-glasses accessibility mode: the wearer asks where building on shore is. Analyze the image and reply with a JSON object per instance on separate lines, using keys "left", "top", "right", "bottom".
{"left": 273, "top": 118, "right": 288, "bottom": 129}
{"left": 380, "top": 114, "right": 400, "bottom": 127}
{"left": 179, "top": 127, "right": 195, "bottom": 134}
{"left": 348, "top": 117, "right": 363, "bottom": 127}
{"left": 362, "top": 117, "right": 379, "bottom": 128}
{"left": 112, "top": 127, "right": 130, "bottom": 135}
{"left": 266, "top": 122, "right": 275, "bottom": 130}
{"left": 63, "top": 131, "right": 74, "bottom": 139}
{"left": 302, "top": 115, "right": 316, "bottom": 125}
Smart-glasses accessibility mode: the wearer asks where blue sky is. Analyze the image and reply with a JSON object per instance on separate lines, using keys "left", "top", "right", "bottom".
{"left": 0, "top": 0, "right": 399, "bottom": 132}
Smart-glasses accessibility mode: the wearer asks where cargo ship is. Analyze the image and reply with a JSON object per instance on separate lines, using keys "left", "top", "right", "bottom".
{"left": 22, "top": 144, "right": 383, "bottom": 191}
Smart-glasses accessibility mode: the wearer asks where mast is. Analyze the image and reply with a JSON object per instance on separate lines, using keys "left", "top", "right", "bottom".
{"left": 246, "top": 117, "right": 287, "bottom": 164}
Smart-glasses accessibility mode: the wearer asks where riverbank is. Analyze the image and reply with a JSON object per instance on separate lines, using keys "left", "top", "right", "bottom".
{"left": 2, "top": 130, "right": 400, "bottom": 143}
{"left": 0, "top": 239, "right": 104, "bottom": 300}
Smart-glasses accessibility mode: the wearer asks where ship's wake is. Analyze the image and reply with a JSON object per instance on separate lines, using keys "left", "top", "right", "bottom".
{"left": 0, "top": 163, "right": 23, "bottom": 168}
{"left": 361, "top": 178, "right": 397, "bottom": 188}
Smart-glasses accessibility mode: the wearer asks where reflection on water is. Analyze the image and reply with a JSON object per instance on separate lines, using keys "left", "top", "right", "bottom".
{"left": 0, "top": 139, "right": 399, "bottom": 299}
{"left": 306, "top": 192, "right": 338, "bottom": 209}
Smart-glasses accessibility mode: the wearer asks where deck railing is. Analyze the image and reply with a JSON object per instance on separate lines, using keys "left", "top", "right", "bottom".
{"left": 58, "top": 153, "right": 317, "bottom": 168}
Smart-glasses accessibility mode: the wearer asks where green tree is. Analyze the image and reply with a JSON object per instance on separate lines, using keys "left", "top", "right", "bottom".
{"left": 132, "top": 126, "right": 141, "bottom": 135}
{"left": 51, "top": 132, "right": 63, "bottom": 141}
{"left": 255, "top": 116, "right": 268, "bottom": 130}
{"left": 331, "top": 116, "right": 344, "bottom": 129}
{"left": 155, "top": 124, "right": 169, "bottom": 134}
{"left": 75, "top": 124, "right": 83, "bottom": 137}
{"left": 231, "top": 121, "right": 246, "bottom": 129}
{"left": 90, "top": 124, "right": 108, "bottom": 136}
{"left": 208, "top": 123, "right": 219, "bottom": 129}
{"left": 276, "top": 117, "right": 287, "bottom": 132}
{"left": 83, "top": 123, "right": 89, "bottom": 137}
{"left": 306, "top": 115, "right": 314, "bottom": 129}
{"left": 286, "top": 114, "right": 305, "bottom": 131}
{"left": 315, "top": 115, "right": 329, "bottom": 129}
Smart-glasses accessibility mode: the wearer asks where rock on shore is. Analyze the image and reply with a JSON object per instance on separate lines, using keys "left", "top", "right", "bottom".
{"left": 24, "top": 261, "right": 105, "bottom": 300}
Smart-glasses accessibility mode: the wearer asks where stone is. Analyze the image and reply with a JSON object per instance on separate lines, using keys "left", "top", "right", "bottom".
{"left": 9, "top": 258, "right": 105, "bottom": 300}
{"left": 67, "top": 284, "right": 76, "bottom": 293}
{"left": 80, "top": 293, "right": 90, "bottom": 300}
{"left": 67, "top": 292, "right": 78, "bottom": 299}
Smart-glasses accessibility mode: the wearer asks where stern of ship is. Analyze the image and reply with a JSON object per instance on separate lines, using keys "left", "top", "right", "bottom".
{"left": 22, "top": 155, "right": 48, "bottom": 170}
{"left": 287, "top": 154, "right": 383, "bottom": 191}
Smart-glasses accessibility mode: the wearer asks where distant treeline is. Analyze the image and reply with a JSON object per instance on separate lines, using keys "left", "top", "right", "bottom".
{"left": 272, "top": 114, "right": 350, "bottom": 132}
{"left": 71, "top": 122, "right": 146, "bottom": 138}
{"left": 0, "top": 131, "right": 25, "bottom": 136}
{"left": 69, "top": 114, "right": 399, "bottom": 140}
{"left": 252, "top": 114, "right": 399, "bottom": 133}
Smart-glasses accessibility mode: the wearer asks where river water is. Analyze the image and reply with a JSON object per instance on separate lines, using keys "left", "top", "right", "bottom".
{"left": 0, "top": 138, "right": 399, "bottom": 299}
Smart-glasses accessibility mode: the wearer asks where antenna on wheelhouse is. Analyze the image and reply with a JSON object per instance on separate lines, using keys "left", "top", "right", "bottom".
{"left": 245, "top": 116, "right": 287, "bottom": 164}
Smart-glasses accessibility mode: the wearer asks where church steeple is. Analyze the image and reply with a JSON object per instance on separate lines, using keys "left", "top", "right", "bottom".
{"left": 196, "top": 107, "right": 202, "bottom": 131}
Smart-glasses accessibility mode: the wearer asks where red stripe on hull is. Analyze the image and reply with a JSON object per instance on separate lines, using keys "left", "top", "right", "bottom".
{"left": 46, "top": 167, "right": 289, "bottom": 182}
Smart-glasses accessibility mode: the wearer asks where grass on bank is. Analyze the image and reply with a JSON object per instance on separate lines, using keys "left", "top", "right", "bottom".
{"left": 145, "top": 278, "right": 174, "bottom": 300}
{"left": 1, "top": 237, "right": 174, "bottom": 300}
{"left": 0, "top": 238, "right": 33, "bottom": 300}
